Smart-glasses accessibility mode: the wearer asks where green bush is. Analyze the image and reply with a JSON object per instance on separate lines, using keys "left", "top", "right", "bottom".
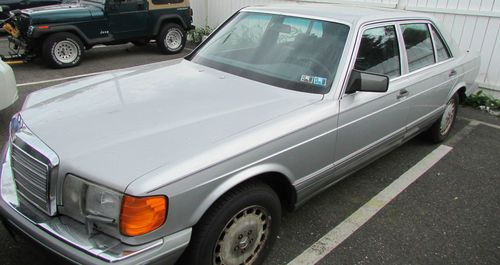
{"left": 464, "top": 90, "right": 500, "bottom": 111}
{"left": 188, "top": 26, "right": 213, "bottom": 44}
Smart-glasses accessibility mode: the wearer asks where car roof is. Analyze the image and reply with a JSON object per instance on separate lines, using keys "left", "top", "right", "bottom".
{"left": 242, "top": 3, "right": 434, "bottom": 26}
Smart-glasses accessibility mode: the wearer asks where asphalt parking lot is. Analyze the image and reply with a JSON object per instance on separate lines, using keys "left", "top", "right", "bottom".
{"left": 0, "top": 36, "right": 499, "bottom": 265}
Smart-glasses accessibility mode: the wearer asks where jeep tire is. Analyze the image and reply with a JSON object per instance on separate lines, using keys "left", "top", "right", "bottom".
{"left": 43, "top": 32, "right": 84, "bottom": 68}
{"left": 157, "top": 23, "right": 186, "bottom": 54}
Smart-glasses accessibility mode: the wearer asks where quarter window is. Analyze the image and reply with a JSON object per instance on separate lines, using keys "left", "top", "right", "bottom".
{"left": 401, "top": 23, "right": 435, "bottom": 72}
{"left": 354, "top": 25, "right": 401, "bottom": 78}
{"left": 430, "top": 26, "right": 451, "bottom": 62}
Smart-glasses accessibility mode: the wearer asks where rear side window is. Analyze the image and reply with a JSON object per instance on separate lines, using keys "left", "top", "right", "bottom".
{"left": 430, "top": 26, "right": 452, "bottom": 62}
{"left": 354, "top": 25, "right": 401, "bottom": 78}
{"left": 401, "top": 23, "right": 435, "bottom": 72}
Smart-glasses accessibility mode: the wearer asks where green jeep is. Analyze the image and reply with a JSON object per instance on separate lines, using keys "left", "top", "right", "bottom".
{"left": 1, "top": 0, "right": 194, "bottom": 68}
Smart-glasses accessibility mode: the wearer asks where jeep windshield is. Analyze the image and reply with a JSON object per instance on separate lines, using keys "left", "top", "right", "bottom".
{"left": 189, "top": 12, "right": 350, "bottom": 94}
{"left": 80, "top": 0, "right": 106, "bottom": 5}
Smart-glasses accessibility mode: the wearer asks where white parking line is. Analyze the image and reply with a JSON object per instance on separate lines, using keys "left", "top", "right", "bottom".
{"left": 287, "top": 144, "right": 453, "bottom": 265}
{"left": 458, "top": 117, "right": 500, "bottom": 130}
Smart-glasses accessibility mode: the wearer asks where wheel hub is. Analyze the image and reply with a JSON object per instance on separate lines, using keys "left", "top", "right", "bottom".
{"left": 440, "top": 98, "right": 456, "bottom": 135}
{"left": 238, "top": 235, "right": 250, "bottom": 250}
{"left": 214, "top": 206, "right": 270, "bottom": 265}
{"left": 54, "top": 40, "right": 78, "bottom": 64}
{"left": 165, "top": 29, "right": 182, "bottom": 50}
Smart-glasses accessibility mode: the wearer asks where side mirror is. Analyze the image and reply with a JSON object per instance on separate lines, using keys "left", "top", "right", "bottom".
{"left": 345, "top": 69, "right": 389, "bottom": 94}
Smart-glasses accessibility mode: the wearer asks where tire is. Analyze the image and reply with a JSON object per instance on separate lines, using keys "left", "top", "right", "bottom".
{"left": 156, "top": 23, "right": 186, "bottom": 54}
{"left": 179, "top": 181, "right": 281, "bottom": 265}
{"left": 42, "top": 32, "right": 84, "bottom": 68}
{"left": 427, "top": 93, "right": 459, "bottom": 143}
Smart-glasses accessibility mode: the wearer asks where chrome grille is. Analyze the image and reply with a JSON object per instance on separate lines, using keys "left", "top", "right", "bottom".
{"left": 11, "top": 142, "right": 51, "bottom": 214}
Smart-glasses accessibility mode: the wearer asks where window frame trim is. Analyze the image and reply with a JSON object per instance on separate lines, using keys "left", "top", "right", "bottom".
{"left": 339, "top": 21, "right": 404, "bottom": 99}
{"left": 339, "top": 19, "right": 456, "bottom": 99}
{"left": 399, "top": 21, "right": 437, "bottom": 73}
{"left": 428, "top": 23, "right": 454, "bottom": 62}
{"left": 429, "top": 23, "right": 440, "bottom": 63}
{"left": 353, "top": 23, "right": 404, "bottom": 80}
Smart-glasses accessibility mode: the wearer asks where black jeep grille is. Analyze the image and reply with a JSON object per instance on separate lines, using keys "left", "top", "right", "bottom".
{"left": 15, "top": 14, "right": 31, "bottom": 39}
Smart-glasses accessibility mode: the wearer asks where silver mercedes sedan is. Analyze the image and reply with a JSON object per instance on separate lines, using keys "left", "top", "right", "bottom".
{"left": 0, "top": 3, "right": 480, "bottom": 265}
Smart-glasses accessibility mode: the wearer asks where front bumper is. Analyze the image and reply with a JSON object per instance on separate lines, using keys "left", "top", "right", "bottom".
{"left": 0, "top": 143, "right": 191, "bottom": 265}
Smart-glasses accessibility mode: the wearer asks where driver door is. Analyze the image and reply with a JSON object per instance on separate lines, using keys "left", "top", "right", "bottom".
{"left": 107, "top": 0, "right": 148, "bottom": 40}
{"left": 334, "top": 23, "right": 410, "bottom": 177}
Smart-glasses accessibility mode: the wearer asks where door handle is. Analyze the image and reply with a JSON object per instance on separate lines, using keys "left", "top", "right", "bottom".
{"left": 449, "top": 69, "right": 457, "bottom": 77}
{"left": 397, "top": 89, "right": 409, "bottom": 99}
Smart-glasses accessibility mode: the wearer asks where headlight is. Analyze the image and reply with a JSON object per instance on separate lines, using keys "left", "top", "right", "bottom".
{"left": 62, "top": 174, "right": 167, "bottom": 237}
{"left": 27, "top": 25, "right": 35, "bottom": 36}
{"left": 62, "top": 174, "right": 123, "bottom": 233}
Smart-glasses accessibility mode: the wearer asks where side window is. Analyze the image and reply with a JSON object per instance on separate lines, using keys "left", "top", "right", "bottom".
{"left": 401, "top": 23, "right": 435, "bottom": 72}
{"left": 354, "top": 25, "right": 401, "bottom": 78}
{"left": 430, "top": 25, "right": 452, "bottom": 61}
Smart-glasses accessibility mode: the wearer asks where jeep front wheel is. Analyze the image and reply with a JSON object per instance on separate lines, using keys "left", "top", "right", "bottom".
{"left": 43, "top": 32, "right": 84, "bottom": 68}
{"left": 157, "top": 23, "right": 186, "bottom": 54}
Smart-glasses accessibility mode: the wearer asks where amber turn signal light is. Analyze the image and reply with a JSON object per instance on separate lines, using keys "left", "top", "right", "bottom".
{"left": 120, "top": 195, "right": 167, "bottom": 236}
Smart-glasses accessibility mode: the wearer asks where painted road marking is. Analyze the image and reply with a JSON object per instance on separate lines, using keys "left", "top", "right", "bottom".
{"left": 288, "top": 144, "right": 453, "bottom": 265}
{"left": 17, "top": 58, "right": 183, "bottom": 87}
{"left": 458, "top": 117, "right": 500, "bottom": 130}
{"left": 445, "top": 120, "right": 479, "bottom": 146}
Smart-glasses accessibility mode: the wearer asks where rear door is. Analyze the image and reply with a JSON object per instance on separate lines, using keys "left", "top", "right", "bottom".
{"left": 335, "top": 23, "right": 410, "bottom": 177}
{"left": 398, "top": 21, "right": 456, "bottom": 138}
{"left": 107, "top": 0, "right": 148, "bottom": 40}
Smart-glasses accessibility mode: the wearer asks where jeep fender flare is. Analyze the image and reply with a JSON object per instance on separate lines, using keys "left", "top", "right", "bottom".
{"left": 153, "top": 14, "right": 188, "bottom": 35}
{"left": 33, "top": 25, "right": 112, "bottom": 47}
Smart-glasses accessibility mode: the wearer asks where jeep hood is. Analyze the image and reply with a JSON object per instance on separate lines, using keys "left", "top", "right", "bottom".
{"left": 19, "top": 60, "right": 322, "bottom": 192}
{"left": 22, "top": 3, "right": 103, "bottom": 24}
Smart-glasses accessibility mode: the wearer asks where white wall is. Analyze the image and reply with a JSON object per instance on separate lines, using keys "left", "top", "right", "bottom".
{"left": 190, "top": 0, "right": 500, "bottom": 96}
{"left": 190, "top": 0, "right": 289, "bottom": 28}
{"left": 404, "top": 0, "right": 500, "bottom": 97}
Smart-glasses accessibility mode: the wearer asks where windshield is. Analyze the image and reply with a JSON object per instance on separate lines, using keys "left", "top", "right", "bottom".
{"left": 189, "top": 12, "right": 350, "bottom": 94}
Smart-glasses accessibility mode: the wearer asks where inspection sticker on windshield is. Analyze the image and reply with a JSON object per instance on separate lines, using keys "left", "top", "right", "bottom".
{"left": 301, "top": 75, "right": 327, "bottom": 87}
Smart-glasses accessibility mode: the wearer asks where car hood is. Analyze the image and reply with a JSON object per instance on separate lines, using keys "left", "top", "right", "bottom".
{"left": 19, "top": 60, "right": 322, "bottom": 192}
{"left": 22, "top": 3, "right": 103, "bottom": 24}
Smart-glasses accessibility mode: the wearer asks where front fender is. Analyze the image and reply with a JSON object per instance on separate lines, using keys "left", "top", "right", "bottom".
{"left": 189, "top": 163, "right": 295, "bottom": 225}
{"left": 32, "top": 25, "right": 112, "bottom": 46}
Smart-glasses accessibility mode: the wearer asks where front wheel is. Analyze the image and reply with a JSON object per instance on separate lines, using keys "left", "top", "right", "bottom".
{"left": 157, "top": 23, "right": 186, "bottom": 54}
{"left": 180, "top": 181, "right": 281, "bottom": 265}
{"left": 42, "top": 32, "right": 84, "bottom": 68}
{"left": 427, "top": 93, "right": 459, "bottom": 143}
